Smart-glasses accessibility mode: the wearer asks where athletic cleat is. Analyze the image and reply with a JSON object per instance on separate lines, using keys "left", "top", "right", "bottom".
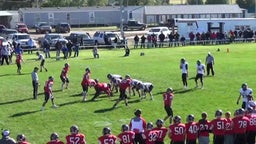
{"left": 41, "top": 107, "right": 44, "bottom": 111}
{"left": 52, "top": 105, "right": 58, "bottom": 108}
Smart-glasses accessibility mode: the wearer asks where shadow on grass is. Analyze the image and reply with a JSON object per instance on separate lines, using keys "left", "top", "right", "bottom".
{"left": 174, "top": 88, "right": 194, "bottom": 94}
{"left": 70, "top": 93, "right": 82, "bottom": 97}
{"left": 0, "top": 98, "right": 33, "bottom": 105}
{"left": 0, "top": 73, "right": 30, "bottom": 77}
{"left": 10, "top": 110, "right": 39, "bottom": 118}
{"left": 128, "top": 99, "right": 141, "bottom": 104}
{"left": 189, "top": 77, "right": 196, "bottom": 80}
{"left": 94, "top": 107, "right": 116, "bottom": 113}
{"left": 58, "top": 100, "right": 81, "bottom": 107}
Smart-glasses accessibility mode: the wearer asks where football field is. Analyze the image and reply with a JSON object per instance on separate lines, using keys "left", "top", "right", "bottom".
{"left": 0, "top": 43, "right": 255, "bottom": 143}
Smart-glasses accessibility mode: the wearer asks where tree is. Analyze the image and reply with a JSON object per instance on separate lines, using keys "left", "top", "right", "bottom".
{"left": 236, "top": 0, "right": 255, "bottom": 13}
{"left": 205, "top": 0, "right": 228, "bottom": 4}
{"left": 186, "top": 0, "right": 204, "bottom": 4}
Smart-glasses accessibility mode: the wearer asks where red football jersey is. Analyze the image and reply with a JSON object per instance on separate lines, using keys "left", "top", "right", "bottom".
{"left": 185, "top": 122, "right": 198, "bottom": 140}
{"left": 210, "top": 118, "right": 227, "bottom": 136}
{"left": 246, "top": 114, "right": 256, "bottom": 131}
{"left": 169, "top": 123, "right": 186, "bottom": 142}
{"left": 95, "top": 83, "right": 111, "bottom": 95}
{"left": 98, "top": 134, "right": 117, "bottom": 144}
{"left": 163, "top": 92, "right": 174, "bottom": 106}
{"left": 119, "top": 79, "right": 131, "bottom": 90}
{"left": 152, "top": 127, "right": 168, "bottom": 142}
{"left": 16, "top": 54, "right": 22, "bottom": 64}
{"left": 61, "top": 67, "right": 69, "bottom": 78}
{"left": 44, "top": 79, "right": 53, "bottom": 93}
{"left": 225, "top": 118, "right": 233, "bottom": 135}
{"left": 198, "top": 119, "right": 211, "bottom": 137}
{"left": 66, "top": 133, "right": 86, "bottom": 144}
{"left": 47, "top": 140, "right": 65, "bottom": 144}
{"left": 143, "top": 130, "right": 159, "bottom": 144}
{"left": 117, "top": 131, "right": 135, "bottom": 144}
{"left": 81, "top": 72, "right": 90, "bottom": 86}
{"left": 232, "top": 116, "right": 250, "bottom": 134}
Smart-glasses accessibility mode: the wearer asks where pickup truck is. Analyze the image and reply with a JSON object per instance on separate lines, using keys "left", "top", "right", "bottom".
{"left": 123, "top": 20, "right": 147, "bottom": 31}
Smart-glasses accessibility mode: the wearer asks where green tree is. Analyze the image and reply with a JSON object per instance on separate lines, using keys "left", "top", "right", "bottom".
{"left": 236, "top": 0, "right": 255, "bottom": 13}
{"left": 205, "top": 0, "right": 228, "bottom": 4}
{"left": 186, "top": 0, "right": 204, "bottom": 4}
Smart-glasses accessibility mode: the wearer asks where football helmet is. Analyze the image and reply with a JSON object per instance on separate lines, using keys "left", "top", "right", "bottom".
{"left": 85, "top": 67, "right": 90, "bottom": 72}
{"left": 64, "top": 63, "right": 69, "bottom": 67}
{"left": 134, "top": 109, "right": 142, "bottom": 116}
{"left": 197, "top": 60, "right": 201, "bottom": 65}
{"left": 180, "top": 58, "right": 185, "bottom": 63}
{"left": 70, "top": 125, "right": 79, "bottom": 134}
{"left": 173, "top": 116, "right": 181, "bottom": 124}
{"left": 186, "top": 114, "right": 195, "bottom": 122}
{"left": 125, "top": 74, "right": 131, "bottom": 79}
{"left": 2, "top": 129, "right": 10, "bottom": 137}
{"left": 121, "top": 124, "right": 129, "bottom": 132}
{"left": 215, "top": 109, "right": 223, "bottom": 117}
{"left": 238, "top": 108, "right": 245, "bottom": 115}
{"left": 94, "top": 79, "right": 99, "bottom": 83}
{"left": 48, "top": 76, "right": 54, "bottom": 80}
{"left": 50, "top": 132, "right": 59, "bottom": 140}
{"left": 16, "top": 134, "right": 26, "bottom": 142}
{"left": 241, "top": 83, "right": 248, "bottom": 90}
{"left": 156, "top": 119, "right": 164, "bottom": 127}
{"left": 103, "top": 127, "right": 111, "bottom": 135}
{"left": 166, "top": 87, "right": 173, "bottom": 93}
{"left": 107, "top": 74, "right": 112, "bottom": 79}
{"left": 201, "top": 112, "right": 208, "bottom": 119}
{"left": 234, "top": 109, "right": 239, "bottom": 116}
{"left": 147, "top": 122, "right": 154, "bottom": 130}
{"left": 247, "top": 106, "right": 253, "bottom": 113}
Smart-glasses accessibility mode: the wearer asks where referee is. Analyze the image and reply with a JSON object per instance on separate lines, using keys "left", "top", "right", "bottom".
{"left": 205, "top": 52, "right": 215, "bottom": 76}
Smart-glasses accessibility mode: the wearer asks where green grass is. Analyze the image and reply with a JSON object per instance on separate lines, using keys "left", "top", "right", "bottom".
{"left": 0, "top": 43, "right": 256, "bottom": 143}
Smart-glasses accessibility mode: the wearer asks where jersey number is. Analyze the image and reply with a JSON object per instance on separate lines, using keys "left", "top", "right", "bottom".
{"left": 69, "top": 137, "right": 80, "bottom": 144}
{"left": 174, "top": 127, "right": 184, "bottom": 135}
{"left": 122, "top": 135, "right": 131, "bottom": 143}
{"left": 103, "top": 138, "right": 115, "bottom": 144}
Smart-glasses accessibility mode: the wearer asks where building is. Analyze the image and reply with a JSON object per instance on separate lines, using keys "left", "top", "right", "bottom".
{"left": 17, "top": 4, "right": 246, "bottom": 27}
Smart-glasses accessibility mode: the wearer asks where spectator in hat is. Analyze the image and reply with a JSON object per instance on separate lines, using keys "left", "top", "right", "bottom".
{"left": 0, "top": 129, "right": 16, "bottom": 144}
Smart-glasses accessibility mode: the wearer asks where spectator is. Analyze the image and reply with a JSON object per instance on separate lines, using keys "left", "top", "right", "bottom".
{"left": 180, "top": 35, "right": 186, "bottom": 46}
{"left": 189, "top": 32, "right": 195, "bottom": 45}
{"left": 1, "top": 44, "right": 9, "bottom": 65}
{"left": 134, "top": 35, "right": 139, "bottom": 49}
{"left": 140, "top": 35, "right": 146, "bottom": 48}
{"left": 43, "top": 39, "right": 51, "bottom": 58}
{"left": 66, "top": 40, "right": 73, "bottom": 58}
{"left": 174, "top": 32, "right": 180, "bottom": 47}
{"left": 55, "top": 40, "right": 62, "bottom": 60}
{"left": 31, "top": 67, "right": 39, "bottom": 99}
{"left": 92, "top": 43, "right": 99, "bottom": 58}
{"left": 7, "top": 44, "right": 13, "bottom": 64}
{"left": 27, "top": 38, "right": 34, "bottom": 54}
{"left": 66, "top": 125, "right": 86, "bottom": 144}
{"left": 61, "top": 44, "right": 68, "bottom": 60}
{"left": 151, "top": 33, "right": 157, "bottom": 47}
{"left": 163, "top": 88, "right": 174, "bottom": 122}
{"left": 147, "top": 34, "right": 152, "bottom": 48}
{"left": 168, "top": 32, "right": 174, "bottom": 47}
{"left": 73, "top": 42, "right": 80, "bottom": 57}
{"left": 129, "top": 109, "right": 146, "bottom": 144}
{"left": 16, "top": 134, "right": 30, "bottom": 144}
{"left": 205, "top": 52, "right": 215, "bottom": 76}
{"left": 0, "top": 129, "right": 16, "bottom": 144}
{"left": 47, "top": 132, "right": 64, "bottom": 144}
{"left": 113, "top": 36, "right": 118, "bottom": 49}
{"left": 158, "top": 32, "right": 165, "bottom": 47}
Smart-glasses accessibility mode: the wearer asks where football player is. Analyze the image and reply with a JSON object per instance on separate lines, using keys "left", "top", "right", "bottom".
{"left": 153, "top": 119, "right": 168, "bottom": 144}
{"left": 185, "top": 114, "right": 198, "bottom": 144}
{"left": 91, "top": 79, "right": 112, "bottom": 101}
{"left": 224, "top": 111, "right": 233, "bottom": 144}
{"left": 163, "top": 88, "right": 174, "bottom": 122}
{"left": 237, "top": 83, "right": 253, "bottom": 109}
{"left": 245, "top": 107, "right": 256, "bottom": 144}
{"left": 137, "top": 82, "right": 154, "bottom": 100}
{"left": 0, "top": 129, "right": 16, "bottom": 144}
{"left": 66, "top": 125, "right": 86, "bottom": 144}
{"left": 60, "top": 63, "right": 70, "bottom": 91}
{"left": 117, "top": 124, "right": 135, "bottom": 144}
{"left": 41, "top": 76, "right": 58, "bottom": 111}
{"left": 194, "top": 60, "right": 205, "bottom": 89}
{"left": 168, "top": 116, "right": 186, "bottom": 144}
{"left": 81, "top": 67, "right": 91, "bottom": 101}
{"left": 142, "top": 122, "right": 159, "bottom": 144}
{"left": 36, "top": 51, "right": 48, "bottom": 72}
{"left": 232, "top": 108, "right": 249, "bottom": 144}
{"left": 198, "top": 112, "right": 211, "bottom": 144}
{"left": 180, "top": 58, "right": 188, "bottom": 89}
{"left": 47, "top": 132, "right": 64, "bottom": 144}
{"left": 16, "top": 54, "right": 22, "bottom": 74}
{"left": 210, "top": 109, "right": 226, "bottom": 144}
{"left": 107, "top": 74, "right": 122, "bottom": 93}
{"left": 98, "top": 127, "right": 117, "bottom": 144}
{"left": 16, "top": 134, "right": 30, "bottom": 144}
{"left": 130, "top": 79, "right": 143, "bottom": 97}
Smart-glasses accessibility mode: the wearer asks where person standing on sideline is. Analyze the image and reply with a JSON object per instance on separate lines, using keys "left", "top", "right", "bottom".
{"left": 92, "top": 43, "right": 99, "bottom": 58}
{"left": 41, "top": 76, "right": 58, "bottom": 111}
{"left": 180, "top": 58, "right": 188, "bottom": 89}
{"left": 129, "top": 109, "right": 147, "bottom": 144}
{"left": 66, "top": 40, "right": 73, "bottom": 58}
{"left": 43, "top": 39, "right": 51, "bottom": 58}
{"left": 195, "top": 60, "right": 205, "bottom": 89}
{"left": 134, "top": 35, "right": 139, "bottom": 49}
{"left": 163, "top": 88, "right": 174, "bottom": 122}
{"left": 1, "top": 44, "right": 9, "bottom": 65}
{"left": 237, "top": 83, "right": 253, "bottom": 109}
{"left": 47, "top": 132, "right": 64, "bottom": 144}
{"left": 0, "top": 129, "right": 16, "bottom": 144}
{"left": 55, "top": 40, "right": 62, "bottom": 60}
{"left": 73, "top": 42, "right": 80, "bottom": 57}
{"left": 16, "top": 54, "right": 22, "bottom": 74}
{"left": 31, "top": 67, "right": 39, "bottom": 99}
{"left": 36, "top": 51, "right": 48, "bottom": 72}
{"left": 205, "top": 52, "right": 215, "bottom": 76}
{"left": 81, "top": 67, "right": 91, "bottom": 101}
{"left": 140, "top": 35, "right": 146, "bottom": 48}
{"left": 27, "top": 38, "right": 34, "bottom": 54}
{"left": 60, "top": 63, "right": 70, "bottom": 91}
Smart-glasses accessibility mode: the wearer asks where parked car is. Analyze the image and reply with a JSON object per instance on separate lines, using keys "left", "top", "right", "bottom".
{"left": 66, "top": 32, "right": 94, "bottom": 47}
{"left": 35, "top": 22, "right": 52, "bottom": 34}
{"left": 0, "top": 36, "right": 8, "bottom": 46}
{"left": 55, "top": 22, "right": 71, "bottom": 33}
{"left": 123, "top": 20, "right": 147, "bottom": 31}
{"left": 93, "top": 31, "right": 124, "bottom": 46}
{"left": 15, "top": 22, "right": 29, "bottom": 33}
{"left": 0, "top": 24, "right": 6, "bottom": 33}
{"left": 147, "top": 26, "right": 170, "bottom": 39}
{"left": 40, "top": 33, "right": 68, "bottom": 47}
{"left": 0, "top": 29, "right": 18, "bottom": 39}
{"left": 7, "top": 33, "right": 37, "bottom": 48}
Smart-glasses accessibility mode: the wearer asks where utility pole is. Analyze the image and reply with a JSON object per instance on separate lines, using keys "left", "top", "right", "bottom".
{"left": 120, "top": 0, "right": 125, "bottom": 39}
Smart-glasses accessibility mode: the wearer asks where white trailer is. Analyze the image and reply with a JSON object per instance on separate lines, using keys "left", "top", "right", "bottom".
{"left": 175, "top": 18, "right": 256, "bottom": 39}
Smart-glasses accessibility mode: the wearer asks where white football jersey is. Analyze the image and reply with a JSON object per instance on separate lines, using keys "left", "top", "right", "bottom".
{"left": 131, "top": 79, "right": 142, "bottom": 86}
{"left": 240, "top": 88, "right": 253, "bottom": 102}
{"left": 180, "top": 62, "right": 188, "bottom": 74}
{"left": 196, "top": 64, "right": 205, "bottom": 74}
